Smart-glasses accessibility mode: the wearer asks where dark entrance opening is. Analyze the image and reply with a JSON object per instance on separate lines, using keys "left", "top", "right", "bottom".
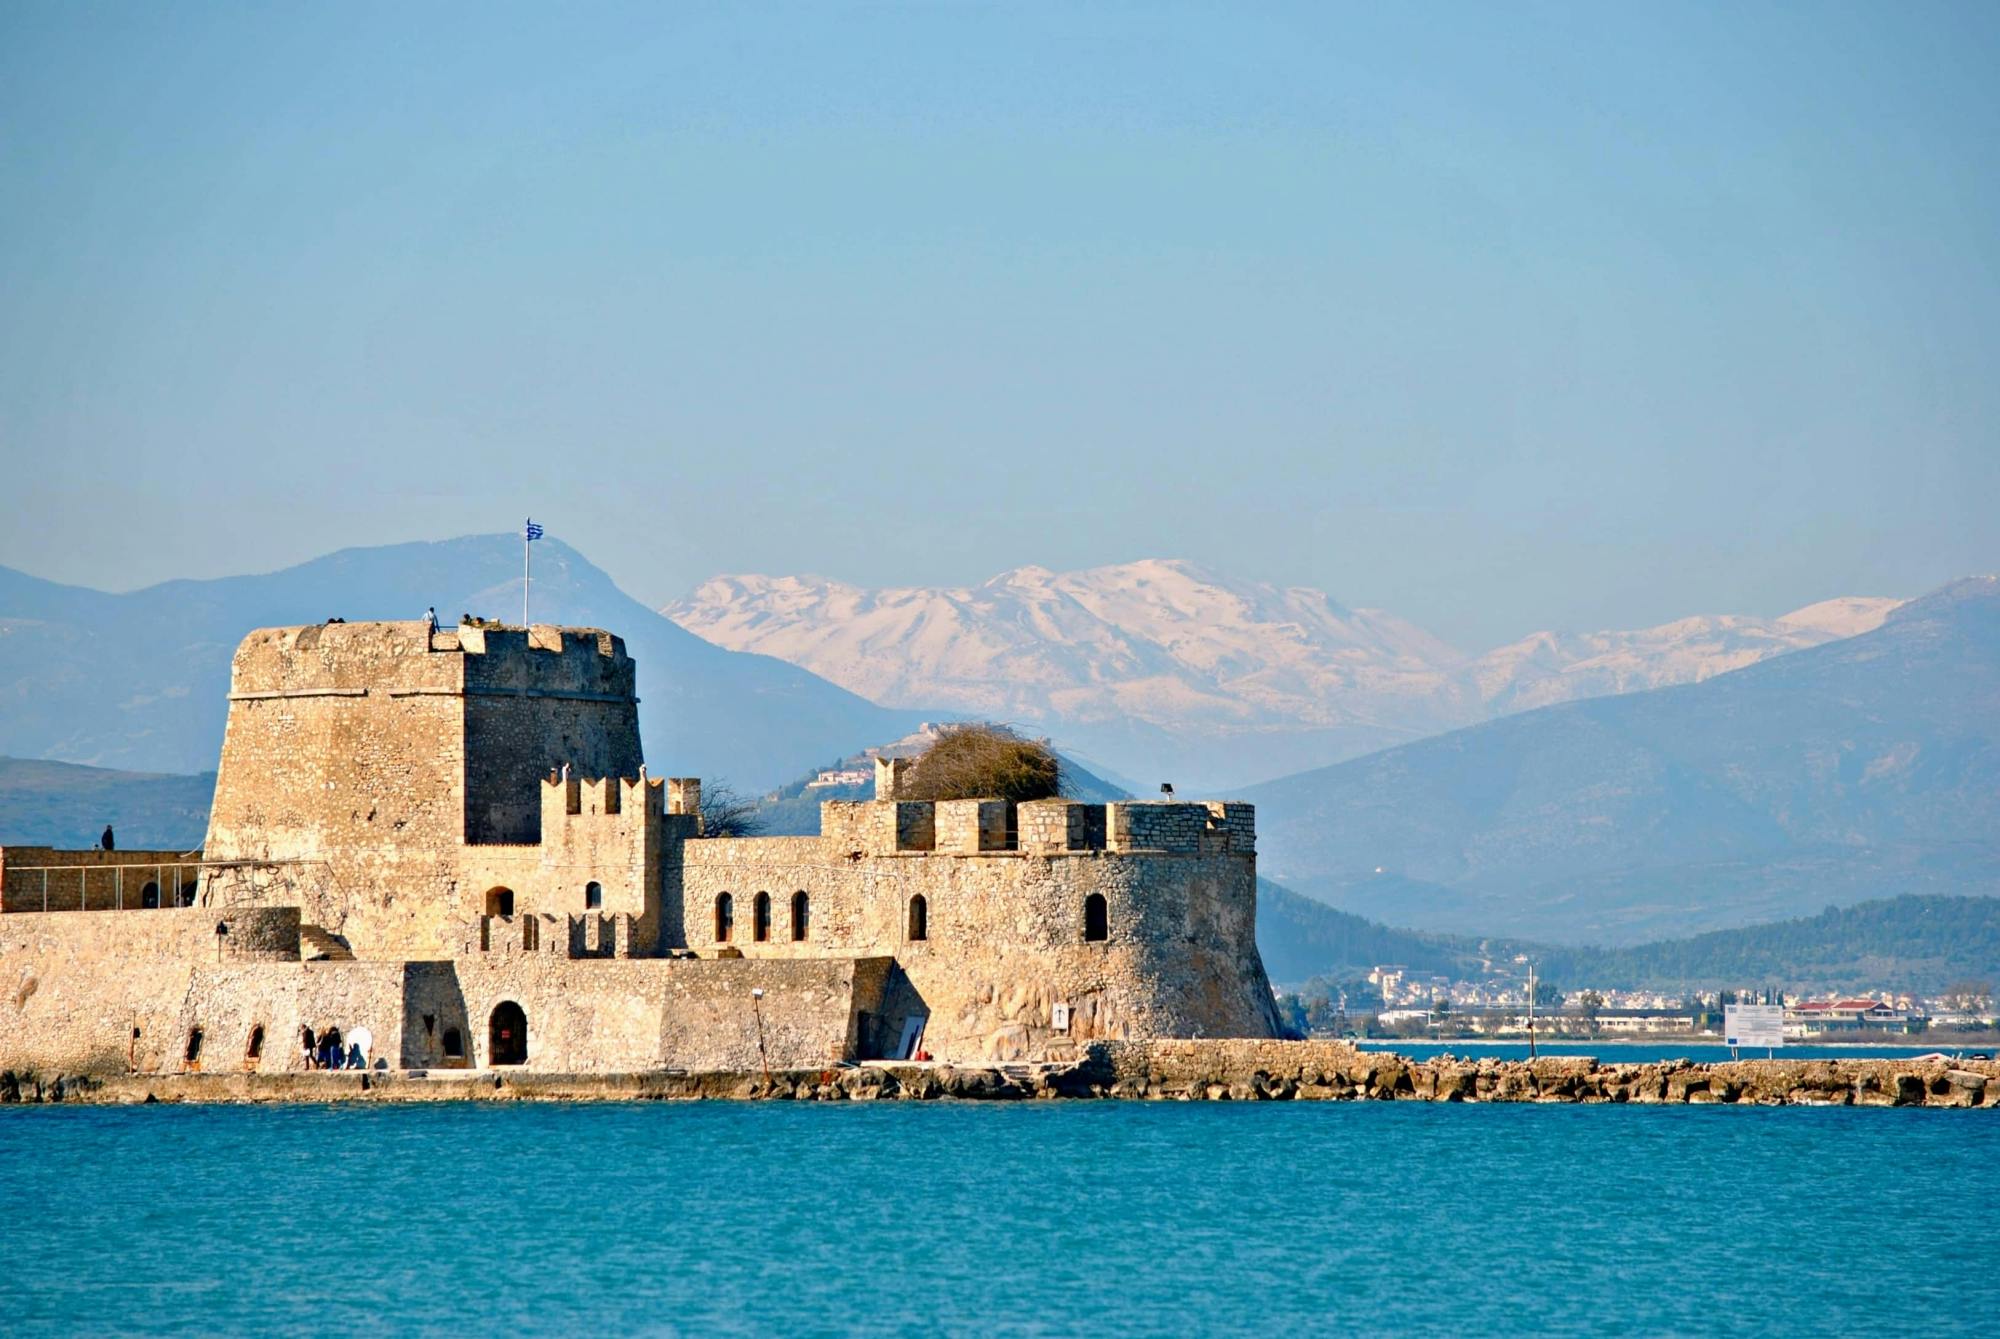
{"left": 753, "top": 891, "right": 771, "bottom": 942}
{"left": 485, "top": 887, "right": 515, "bottom": 917}
{"left": 1084, "top": 893, "right": 1109, "bottom": 942}
{"left": 141, "top": 881, "right": 160, "bottom": 909}
{"left": 907, "top": 894, "right": 928, "bottom": 942}
{"left": 791, "top": 891, "right": 810, "bottom": 941}
{"left": 489, "top": 1001, "right": 528, "bottom": 1066}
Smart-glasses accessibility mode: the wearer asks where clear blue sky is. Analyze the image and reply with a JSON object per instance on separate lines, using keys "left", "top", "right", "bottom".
{"left": 2, "top": 2, "right": 1994, "bottom": 649}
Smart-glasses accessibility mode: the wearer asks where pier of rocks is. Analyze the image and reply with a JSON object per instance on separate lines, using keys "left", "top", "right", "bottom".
{"left": 4, "top": 1040, "right": 1995, "bottom": 1108}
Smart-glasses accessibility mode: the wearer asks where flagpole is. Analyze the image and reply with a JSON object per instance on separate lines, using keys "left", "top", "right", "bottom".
{"left": 523, "top": 520, "right": 531, "bottom": 626}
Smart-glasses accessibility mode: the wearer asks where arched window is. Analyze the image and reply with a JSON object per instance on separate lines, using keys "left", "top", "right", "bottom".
{"left": 585, "top": 881, "right": 603, "bottom": 910}
{"left": 442, "top": 1027, "right": 465, "bottom": 1060}
{"left": 485, "top": 887, "right": 515, "bottom": 917}
{"left": 246, "top": 1024, "right": 265, "bottom": 1061}
{"left": 141, "top": 881, "right": 160, "bottom": 909}
{"left": 1084, "top": 892, "right": 1108, "bottom": 942}
{"left": 791, "top": 891, "right": 810, "bottom": 942}
{"left": 714, "top": 892, "right": 734, "bottom": 942}
{"left": 753, "top": 892, "right": 772, "bottom": 942}
{"left": 908, "top": 894, "right": 928, "bottom": 942}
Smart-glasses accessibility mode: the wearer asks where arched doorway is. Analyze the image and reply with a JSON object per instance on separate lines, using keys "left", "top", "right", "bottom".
{"left": 485, "top": 887, "right": 515, "bottom": 917}
{"left": 141, "top": 881, "right": 160, "bottom": 909}
{"left": 753, "top": 891, "right": 771, "bottom": 942}
{"left": 791, "top": 891, "right": 810, "bottom": 941}
{"left": 907, "top": 894, "right": 928, "bottom": 942}
{"left": 489, "top": 1001, "right": 527, "bottom": 1066}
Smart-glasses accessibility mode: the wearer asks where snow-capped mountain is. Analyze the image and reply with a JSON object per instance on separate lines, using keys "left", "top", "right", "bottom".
{"left": 664, "top": 560, "right": 1902, "bottom": 788}
{"left": 1466, "top": 597, "right": 1903, "bottom": 717}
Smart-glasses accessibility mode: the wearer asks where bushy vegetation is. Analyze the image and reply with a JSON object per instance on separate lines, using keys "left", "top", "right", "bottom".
{"left": 898, "top": 723, "right": 1063, "bottom": 804}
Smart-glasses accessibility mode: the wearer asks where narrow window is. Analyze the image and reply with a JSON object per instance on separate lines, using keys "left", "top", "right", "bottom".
{"left": 585, "top": 880, "right": 603, "bottom": 910}
{"left": 908, "top": 894, "right": 928, "bottom": 942}
{"left": 791, "top": 891, "right": 810, "bottom": 942}
{"left": 1084, "top": 892, "right": 1108, "bottom": 942}
{"left": 714, "top": 892, "right": 734, "bottom": 942}
{"left": 753, "top": 891, "right": 772, "bottom": 942}
{"left": 442, "top": 1027, "right": 465, "bottom": 1060}
{"left": 185, "top": 1026, "right": 204, "bottom": 1065}
{"left": 141, "top": 881, "right": 160, "bottom": 909}
{"left": 246, "top": 1024, "right": 265, "bottom": 1061}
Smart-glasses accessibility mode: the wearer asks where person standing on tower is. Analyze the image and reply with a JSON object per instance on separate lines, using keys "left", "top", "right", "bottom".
{"left": 100, "top": 824, "right": 115, "bottom": 852}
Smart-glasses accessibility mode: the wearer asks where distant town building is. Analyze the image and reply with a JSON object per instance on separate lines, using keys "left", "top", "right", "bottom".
{"left": 805, "top": 768, "right": 873, "bottom": 789}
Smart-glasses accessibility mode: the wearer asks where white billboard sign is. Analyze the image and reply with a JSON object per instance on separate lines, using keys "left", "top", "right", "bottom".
{"left": 1724, "top": 1003, "right": 1785, "bottom": 1049}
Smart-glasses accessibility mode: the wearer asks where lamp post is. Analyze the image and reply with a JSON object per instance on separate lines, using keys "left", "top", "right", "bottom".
{"left": 751, "top": 987, "right": 771, "bottom": 1095}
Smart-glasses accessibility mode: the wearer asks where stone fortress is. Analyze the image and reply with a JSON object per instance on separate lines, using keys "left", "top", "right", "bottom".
{"left": 0, "top": 620, "right": 1281, "bottom": 1078}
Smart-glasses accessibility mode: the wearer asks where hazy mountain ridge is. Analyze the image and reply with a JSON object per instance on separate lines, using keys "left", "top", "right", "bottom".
{"left": 0, "top": 756, "right": 214, "bottom": 851}
{"left": 0, "top": 536, "right": 923, "bottom": 793}
{"left": 666, "top": 559, "right": 1900, "bottom": 786}
{"left": 1244, "top": 577, "right": 2000, "bottom": 944}
{"left": 1256, "top": 880, "right": 2000, "bottom": 996}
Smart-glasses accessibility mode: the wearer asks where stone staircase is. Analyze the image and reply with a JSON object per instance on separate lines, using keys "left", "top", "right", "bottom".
{"left": 299, "top": 925, "right": 355, "bottom": 961}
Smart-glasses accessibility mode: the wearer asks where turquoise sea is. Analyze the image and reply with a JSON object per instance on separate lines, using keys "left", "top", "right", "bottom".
{"left": 3, "top": 1101, "right": 1995, "bottom": 1337}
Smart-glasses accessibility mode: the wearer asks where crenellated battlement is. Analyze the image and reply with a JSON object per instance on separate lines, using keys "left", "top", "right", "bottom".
{"left": 816, "top": 797, "right": 1254, "bottom": 857}
{"left": 540, "top": 773, "right": 667, "bottom": 826}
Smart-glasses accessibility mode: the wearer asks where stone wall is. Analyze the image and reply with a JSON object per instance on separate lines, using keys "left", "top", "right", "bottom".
{"left": 676, "top": 803, "right": 1281, "bottom": 1063}
{"left": 200, "top": 621, "right": 641, "bottom": 960}
{"left": 458, "top": 625, "right": 640, "bottom": 844}
{"left": 0, "top": 847, "right": 205, "bottom": 912}
{"left": 0, "top": 906, "right": 302, "bottom": 1073}
{"left": 0, "top": 897, "right": 889, "bottom": 1077}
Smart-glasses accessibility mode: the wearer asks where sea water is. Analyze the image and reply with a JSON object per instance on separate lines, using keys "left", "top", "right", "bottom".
{"left": 2, "top": 1101, "right": 1995, "bottom": 1336}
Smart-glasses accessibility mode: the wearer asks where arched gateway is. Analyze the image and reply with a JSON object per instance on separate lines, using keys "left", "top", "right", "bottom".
{"left": 488, "top": 1001, "right": 528, "bottom": 1066}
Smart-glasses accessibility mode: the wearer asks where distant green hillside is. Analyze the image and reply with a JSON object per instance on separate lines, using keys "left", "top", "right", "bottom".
{"left": 1535, "top": 895, "right": 2000, "bottom": 995}
{"left": 1255, "top": 880, "right": 1477, "bottom": 985}
{"left": 0, "top": 757, "right": 211, "bottom": 850}
{"left": 1256, "top": 882, "right": 2000, "bottom": 995}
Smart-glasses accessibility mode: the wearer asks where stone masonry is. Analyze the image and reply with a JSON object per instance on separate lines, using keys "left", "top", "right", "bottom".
{"left": 0, "top": 619, "right": 1283, "bottom": 1083}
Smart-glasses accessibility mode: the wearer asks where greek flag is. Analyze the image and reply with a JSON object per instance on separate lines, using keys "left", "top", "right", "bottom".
{"left": 524, "top": 519, "right": 544, "bottom": 542}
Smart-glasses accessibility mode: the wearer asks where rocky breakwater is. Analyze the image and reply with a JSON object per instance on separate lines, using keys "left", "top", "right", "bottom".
{"left": 1095, "top": 1040, "right": 2000, "bottom": 1107}
{"left": 4, "top": 1041, "right": 1997, "bottom": 1107}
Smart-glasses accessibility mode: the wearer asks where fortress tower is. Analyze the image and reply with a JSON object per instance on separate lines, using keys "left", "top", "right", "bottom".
{"left": 201, "top": 620, "right": 641, "bottom": 955}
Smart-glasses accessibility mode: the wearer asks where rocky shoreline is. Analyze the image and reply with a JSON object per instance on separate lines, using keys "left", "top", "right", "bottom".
{"left": 4, "top": 1040, "right": 1996, "bottom": 1108}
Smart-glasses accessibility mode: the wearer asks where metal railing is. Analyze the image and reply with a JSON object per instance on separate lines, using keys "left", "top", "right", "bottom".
{"left": 2, "top": 857, "right": 326, "bottom": 914}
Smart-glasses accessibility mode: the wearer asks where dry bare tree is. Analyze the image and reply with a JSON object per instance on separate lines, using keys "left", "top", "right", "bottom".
{"left": 694, "top": 780, "right": 768, "bottom": 838}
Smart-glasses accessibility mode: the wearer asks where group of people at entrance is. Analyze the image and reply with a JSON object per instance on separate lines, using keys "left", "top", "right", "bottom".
{"left": 301, "top": 1025, "right": 369, "bottom": 1070}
